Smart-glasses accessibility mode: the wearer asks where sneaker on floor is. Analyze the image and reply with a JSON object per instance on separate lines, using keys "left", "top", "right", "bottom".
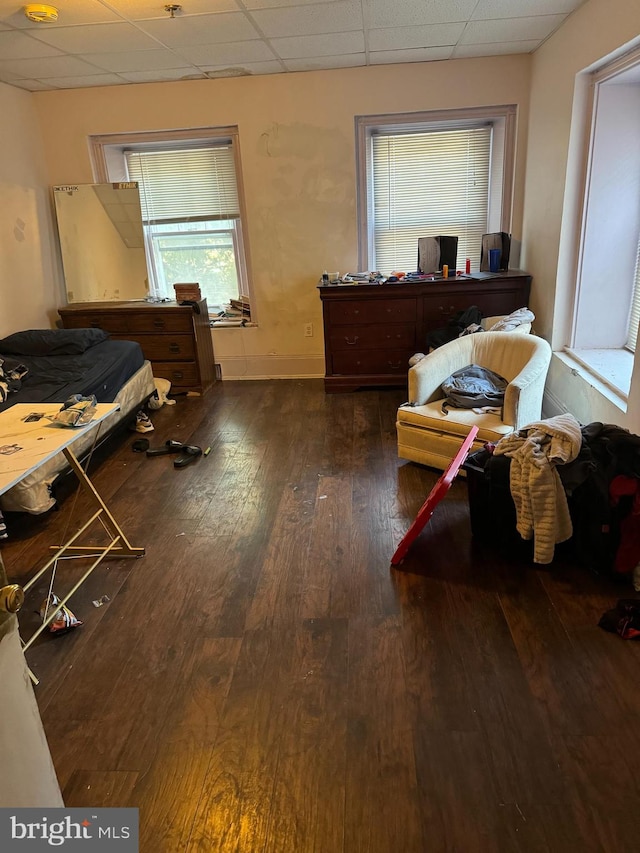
{"left": 132, "top": 411, "right": 154, "bottom": 433}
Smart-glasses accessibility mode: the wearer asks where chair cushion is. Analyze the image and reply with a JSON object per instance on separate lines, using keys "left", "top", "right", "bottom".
{"left": 397, "top": 399, "right": 515, "bottom": 443}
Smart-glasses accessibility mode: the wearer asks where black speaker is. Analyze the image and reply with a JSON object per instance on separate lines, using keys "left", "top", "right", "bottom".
{"left": 417, "top": 235, "right": 458, "bottom": 273}
{"left": 480, "top": 233, "right": 511, "bottom": 271}
{"left": 436, "top": 235, "right": 458, "bottom": 271}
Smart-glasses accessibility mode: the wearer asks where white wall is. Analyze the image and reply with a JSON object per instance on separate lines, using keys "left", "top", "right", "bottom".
{"left": 0, "top": 83, "right": 63, "bottom": 338}
{"left": 522, "top": 0, "right": 640, "bottom": 428}
{"left": 30, "top": 57, "right": 532, "bottom": 379}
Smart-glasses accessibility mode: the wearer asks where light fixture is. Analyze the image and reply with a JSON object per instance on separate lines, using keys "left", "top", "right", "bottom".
{"left": 24, "top": 4, "right": 59, "bottom": 22}
{"left": 164, "top": 4, "right": 181, "bottom": 17}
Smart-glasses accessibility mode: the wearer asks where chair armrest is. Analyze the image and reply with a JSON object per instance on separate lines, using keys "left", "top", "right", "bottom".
{"left": 503, "top": 339, "right": 552, "bottom": 428}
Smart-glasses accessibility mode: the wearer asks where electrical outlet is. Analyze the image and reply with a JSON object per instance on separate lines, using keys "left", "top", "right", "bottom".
{"left": 304, "top": 323, "right": 313, "bottom": 337}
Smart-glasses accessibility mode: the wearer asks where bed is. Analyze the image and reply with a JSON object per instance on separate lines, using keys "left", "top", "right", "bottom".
{"left": 0, "top": 328, "right": 155, "bottom": 514}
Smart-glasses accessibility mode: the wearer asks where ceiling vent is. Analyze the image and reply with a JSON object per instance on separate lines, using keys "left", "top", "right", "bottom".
{"left": 24, "top": 4, "right": 59, "bottom": 22}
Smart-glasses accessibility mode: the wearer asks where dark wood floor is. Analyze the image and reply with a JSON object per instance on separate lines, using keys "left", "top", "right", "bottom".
{"left": 3, "top": 379, "right": 640, "bottom": 852}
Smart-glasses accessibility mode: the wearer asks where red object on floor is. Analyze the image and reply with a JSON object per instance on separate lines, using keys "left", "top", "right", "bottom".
{"left": 610, "top": 475, "right": 640, "bottom": 574}
{"left": 391, "top": 425, "right": 479, "bottom": 566}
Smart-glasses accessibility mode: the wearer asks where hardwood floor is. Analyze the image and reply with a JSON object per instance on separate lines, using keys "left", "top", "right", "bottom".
{"left": 3, "top": 379, "right": 640, "bottom": 852}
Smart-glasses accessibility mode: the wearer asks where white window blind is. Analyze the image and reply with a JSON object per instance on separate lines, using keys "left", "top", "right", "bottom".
{"left": 371, "top": 126, "right": 491, "bottom": 273}
{"left": 126, "top": 145, "right": 240, "bottom": 224}
{"left": 627, "top": 236, "right": 640, "bottom": 352}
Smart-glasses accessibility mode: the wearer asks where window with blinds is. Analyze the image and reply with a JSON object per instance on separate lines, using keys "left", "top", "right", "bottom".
{"left": 123, "top": 139, "right": 248, "bottom": 311}
{"left": 371, "top": 127, "right": 491, "bottom": 273}
{"left": 626, "top": 237, "right": 640, "bottom": 352}
{"left": 126, "top": 146, "right": 240, "bottom": 225}
{"left": 356, "top": 107, "right": 516, "bottom": 275}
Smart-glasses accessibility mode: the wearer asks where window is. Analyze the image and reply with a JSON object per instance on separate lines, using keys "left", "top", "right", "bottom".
{"left": 628, "top": 239, "right": 640, "bottom": 352}
{"left": 356, "top": 106, "right": 517, "bottom": 273}
{"left": 89, "top": 128, "right": 250, "bottom": 316}
{"left": 567, "top": 46, "right": 640, "bottom": 397}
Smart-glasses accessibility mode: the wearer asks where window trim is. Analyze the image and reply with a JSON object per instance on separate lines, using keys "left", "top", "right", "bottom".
{"left": 88, "top": 126, "right": 254, "bottom": 320}
{"left": 355, "top": 105, "right": 518, "bottom": 271}
{"left": 568, "top": 43, "right": 640, "bottom": 355}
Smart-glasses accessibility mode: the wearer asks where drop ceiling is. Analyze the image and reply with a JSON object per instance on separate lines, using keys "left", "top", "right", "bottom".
{"left": 0, "top": 0, "right": 587, "bottom": 92}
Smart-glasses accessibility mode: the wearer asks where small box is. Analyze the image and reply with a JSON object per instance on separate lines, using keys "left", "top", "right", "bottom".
{"left": 173, "top": 282, "right": 202, "bottom": 301}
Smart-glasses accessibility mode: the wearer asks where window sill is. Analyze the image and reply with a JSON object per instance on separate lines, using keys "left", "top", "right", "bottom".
{"left": 562, "top": 347, "right": 633, "bottom": 405}
{"left": 209, "top": 319, "right": 256, "bottom": 328}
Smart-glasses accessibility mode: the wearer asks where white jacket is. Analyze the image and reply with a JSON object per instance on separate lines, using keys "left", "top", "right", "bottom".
{"left": 494, "top": 413, "right": 583, "bottom": 564}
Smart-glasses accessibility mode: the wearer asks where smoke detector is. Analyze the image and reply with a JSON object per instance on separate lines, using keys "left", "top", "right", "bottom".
{"left": 24, "top": 4, "right": 59, "bottom": 22}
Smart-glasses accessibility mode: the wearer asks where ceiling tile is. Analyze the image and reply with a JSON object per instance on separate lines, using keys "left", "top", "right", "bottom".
{"left": 460, "top": 15, "right": 567, "bottom": 44}
{"left": 271, "top": 30, "right": 364, "bottom": 59}
{"left": 0, "top": 54, "right": 108, "bottom": 79}
{"left": 0, "top": 67, "right": 20, "bottom": 81}
{"left": 44, "top": 73, "right": 128, "bottom": 89}
{"left": 141, "top": 13, "right": 260, "bottom": 46}
{"left": 11, "top": 79, "right": 59, "bottom": 90}
{"left": 174, "top": 40, "right": 277, "bottom": 64}
{"left": 0, "top": 0, "right": 583, "bottom": 89}
{"left": 283, "top": 53, "right": 365, "bottom": 71}
{"left": 364, "top": 0, "right": 478, "bottom": 30}
{"left": 201, "top": 60, "right": 285, "bottom": 76}
{"left": 104, "top": 0, "right": 240, "bottom": 19}
{"left": 28, "top": 22, "right": 162, "bottom": 53}
{"left": 0, "top": 0, "right": 122, "bottom": 28}
{"left": 471, "top": 0, "right": 584, "bottom": 20}
{"left": 369, "top": 46, "right": 454, "bottom": 64}
{"left": 244, "top": 0, "right": 345, "bottom": 8}
{"left": 79, "top": 49, "right": 192, "bottom": 72}
{"left": 453, "top": 40, "right": 540, "bottom": 57}
{"left": 0, "top": 29, "right": 62, "bottom": 58}
{"left": 368, "top": 23, "right": 465, "bottom": 52}
{"left": 250, "top": 1, "right": 362, "bottom": 38}
{"left": 117, "top": 68, "right": 207, "bottom": 82}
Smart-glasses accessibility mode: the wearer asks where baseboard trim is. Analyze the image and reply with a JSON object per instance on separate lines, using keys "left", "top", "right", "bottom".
{"left": 217, "top": 354, "right": 325, "bottom": 380}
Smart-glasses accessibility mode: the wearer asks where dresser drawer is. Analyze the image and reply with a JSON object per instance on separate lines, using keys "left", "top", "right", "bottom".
{"left": 328, "top": 298, "right": 417, "bottom": 325}
{"left": 60, "top": 310, "right": 193, "bottom": 334}
{"left": 127, "top": 314, "right": 193, "bottom": 334}
{"left": 60, "top": 313, "right": 128, "bottom": 334}
{"left": 114, "top": 334, "right": 195, "bottom": 361}
{"left": 332, "top": 349, "right": 410, "bottom": 376}
{"left": 422, "top": 289, "right": 527, "bottom": 328}
{"left": 152, "top": 361, "right": 199, "bottom": 386}
{"left": 329, "top": 323, "right": 416, "bottom": 351}
{"left": 422, "top": 294, "right": 479, "bottom": 325}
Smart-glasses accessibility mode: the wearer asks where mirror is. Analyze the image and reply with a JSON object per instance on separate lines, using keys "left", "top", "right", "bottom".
{"left": 53, "top": 183, "right": 149, "bottom": 303}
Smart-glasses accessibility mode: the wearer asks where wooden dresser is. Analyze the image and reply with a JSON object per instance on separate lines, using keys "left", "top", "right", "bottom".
{"left": 319, "top": 271, "right": 531, "bottom": 392}
{"left": 58, "top": 299, "right": 216, "bottom": 394}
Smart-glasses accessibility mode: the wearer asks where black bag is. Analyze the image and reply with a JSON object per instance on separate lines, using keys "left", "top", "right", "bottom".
{"left": 426, "top": 305, "right": 483, "bottom": 350}
{"left": 441, "top": 364, "right": 507, "bottom": 413}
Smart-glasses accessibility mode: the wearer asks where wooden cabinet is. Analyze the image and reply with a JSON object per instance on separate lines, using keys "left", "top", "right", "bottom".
{"left": 58, "top": 299, "right": 216, "bottom": 394}
{"left": 319, "top": 272, "right": 531, "bottom": 392}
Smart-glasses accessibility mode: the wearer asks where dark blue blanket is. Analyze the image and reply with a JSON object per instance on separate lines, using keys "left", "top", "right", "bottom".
{"left": 0, "top": 339, "right": 145, "bottom": 413}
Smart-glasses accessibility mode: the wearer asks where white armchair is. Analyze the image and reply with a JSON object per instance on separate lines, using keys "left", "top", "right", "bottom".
{"left": 397, "top": 331, "right": 552, "bottom": 470}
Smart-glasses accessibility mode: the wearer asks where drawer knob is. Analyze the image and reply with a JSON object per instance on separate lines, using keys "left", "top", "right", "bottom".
{"left": 344, "top": 336, "right": 359, "bottom": 345}
{"left": 90, "top": 321, "right": 101, "bottom": 328}
{"left": 169, "top": 343, "right": 180, "bottom": 353}
{"left": 387, "top": 360, "right": 402, "bottom": 370}
{"left": 172, "top": 371, "right": 184, "bottom": 380}
{"left": 153, "top": 319, "right": 166, "bottom": 328}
